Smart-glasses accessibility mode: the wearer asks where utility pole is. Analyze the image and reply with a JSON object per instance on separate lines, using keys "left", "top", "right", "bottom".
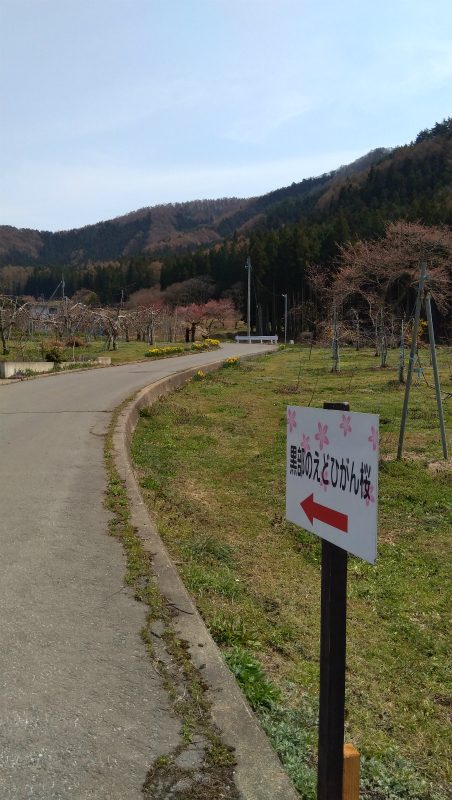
{"left": 282, "top": 294, "right": 288, "bottom": 345}
{"left": 62, "top": 272, "right": 70, "bottom": 337}
{"left": 246, "top": 257, "right": 251, "bottom": 337}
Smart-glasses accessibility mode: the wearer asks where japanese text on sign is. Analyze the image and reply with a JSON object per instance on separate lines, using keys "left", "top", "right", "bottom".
{"left": 286, "top": 407, "right": 379, "bottom": 563}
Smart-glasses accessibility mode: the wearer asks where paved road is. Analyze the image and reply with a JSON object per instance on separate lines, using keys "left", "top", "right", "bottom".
{"left": 0, "top": 345, "right": 273, "bottom": 800}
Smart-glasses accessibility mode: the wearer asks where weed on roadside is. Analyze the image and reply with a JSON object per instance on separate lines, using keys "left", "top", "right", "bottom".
{"left": 104, "top": 396, "right": 241, "bottom": 800}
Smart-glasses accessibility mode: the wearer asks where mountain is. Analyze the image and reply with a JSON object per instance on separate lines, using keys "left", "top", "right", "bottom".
{"left": 2, "top": 116, "right": 451, "bottom": 308}
{"left": 0, "top": 198, "right": 246, "bottom": 267}
{"left": 0, "top": 151, "right": 391, "bottom": 269}
{"left": 159, "top": 118, "right": 452, "bottom": 294}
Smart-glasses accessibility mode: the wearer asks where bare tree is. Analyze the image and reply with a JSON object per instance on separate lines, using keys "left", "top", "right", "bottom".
{"left": 0, "top": 296, "right": 31, "bottom": 355}
{"left": 332, "top": 221, "right": 452, "bottom": 326}
{"left": 90, "top": 308, "right": 123, "bottom": 350}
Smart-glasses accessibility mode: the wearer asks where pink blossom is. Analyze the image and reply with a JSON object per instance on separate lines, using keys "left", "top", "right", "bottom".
{"left": 368, "top": 426, "right": 378, "bottom": 451}
{"left": 340, "top": 414, "right": 352, "bottom": 437}
{"left": 287, "top": 409, "right": 297, "bottom": 433}
{"left": 301, "top": 434, "right": 310, "bottom": 451}
{"left": 315, "top": 422, "right": 329, "bottom": 451}
{"left": 366, "top": 485, "right": 375, "bottom": 507}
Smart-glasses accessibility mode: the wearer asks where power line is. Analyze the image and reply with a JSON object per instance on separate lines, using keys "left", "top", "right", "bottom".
{"left": 253, "top": 271, "right": 282, "bottom": 298}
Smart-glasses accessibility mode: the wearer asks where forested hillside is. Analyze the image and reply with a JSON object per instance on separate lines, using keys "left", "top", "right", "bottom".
{"left": 158, "top": 119, "right": 452, "bottom": 331}
{"left": 0, "top": 199, "right": 246, "bottom": 267}
{"left": 19, "top": 256, "right": 160, "bottom": 306}
{"left": 1, "top": 117, "right": 451, "bottom": 317}
{"left": 0, "top": 151, "right": 390, "bottom": 270}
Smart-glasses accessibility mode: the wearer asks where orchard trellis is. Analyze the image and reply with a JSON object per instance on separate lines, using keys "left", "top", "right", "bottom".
{"left": 0, "top": 295, "right": 238, "bottom": 361}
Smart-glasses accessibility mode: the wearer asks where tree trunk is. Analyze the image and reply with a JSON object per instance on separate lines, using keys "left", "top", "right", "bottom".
{"left": 1, "top": 325, "right": 9, "bottom": 355}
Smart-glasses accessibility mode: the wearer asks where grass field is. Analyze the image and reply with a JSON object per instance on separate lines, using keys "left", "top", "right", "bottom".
{"left": 1, "top": 337, "right": 219, "bottom": 365}
{"left": 131, "top": 345, "right": 452, "bottom": 799}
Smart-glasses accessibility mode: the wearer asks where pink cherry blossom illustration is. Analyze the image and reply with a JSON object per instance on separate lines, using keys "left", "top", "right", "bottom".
{"left": 320, "top": 468, "right": 328, "bottom": 492}
{"left": 287, "top": 408, "right": 297, "bottom": 433}
{"left": 368, "top": 426, "right": 378, "bottom": 451}
{"left": 315, "top": 422, "right": 329, "bottom": 451}
{"left": 365, "top": 485, "right": 375, "bottom": 507}
{"left": 340, "top": 414, "right": 352, "bottom": 437}
{"left": 301, "top": 434, "right": 310, "bottom": 451}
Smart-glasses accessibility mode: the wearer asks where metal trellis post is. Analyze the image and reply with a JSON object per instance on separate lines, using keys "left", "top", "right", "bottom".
{"left": 425, "top": 292, "right": 448, "bottom": 460}
{"left": 397, "top": 262, "right": 427, "bottom": 459}
{"left": 246, "top": 257, "right": 251, "bottom": 337}
{"left": 398, "top": 318, "right": 405, "bottom": 384}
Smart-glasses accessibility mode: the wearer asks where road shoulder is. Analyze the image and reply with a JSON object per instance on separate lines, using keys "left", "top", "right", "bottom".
{"left": 112, "top": 358, "right": 298, "bottom": 800}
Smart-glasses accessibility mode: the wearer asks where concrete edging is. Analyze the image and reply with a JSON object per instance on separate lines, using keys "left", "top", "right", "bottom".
{"left": 112, "top": 356, "right": 298, "bottom": 800}
{"left": 0, "top": 347, "right": 223, "bottom": 386}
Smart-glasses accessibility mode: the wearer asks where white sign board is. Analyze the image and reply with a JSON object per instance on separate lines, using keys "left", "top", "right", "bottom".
{"left": 286, "top": 406, "right": 379, "bottom": 564}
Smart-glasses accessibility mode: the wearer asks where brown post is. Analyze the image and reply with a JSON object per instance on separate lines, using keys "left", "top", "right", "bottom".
{"left": 342, "top": 744, "right": 360, "bottom": 799}
{"left": 317, "top": 401, "right": 350, "bottom": 800}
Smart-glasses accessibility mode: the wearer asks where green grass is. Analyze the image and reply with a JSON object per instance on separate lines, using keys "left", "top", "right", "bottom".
{"left": 1, "top": 336, "right": 220, "bottom": 365}
{"left": 131, "top": 345, "right": 452, "bottom": 799}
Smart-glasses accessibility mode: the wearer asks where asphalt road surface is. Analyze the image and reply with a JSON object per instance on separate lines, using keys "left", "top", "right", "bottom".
{"left": 0, "top": 344, "right": 273, "bottom": 800}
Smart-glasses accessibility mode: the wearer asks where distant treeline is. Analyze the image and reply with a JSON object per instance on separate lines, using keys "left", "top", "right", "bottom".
{"left": 23, "top": 256, "right": 158, "bottom": 305}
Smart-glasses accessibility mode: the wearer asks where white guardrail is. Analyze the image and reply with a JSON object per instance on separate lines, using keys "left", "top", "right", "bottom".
{"left": 235, "top": 335, "right": 278, "bottom": 344}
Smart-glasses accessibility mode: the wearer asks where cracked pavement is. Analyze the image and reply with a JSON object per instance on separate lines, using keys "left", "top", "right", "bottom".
{"left": 0, "top": 345, "right": 271, "bottom": 799}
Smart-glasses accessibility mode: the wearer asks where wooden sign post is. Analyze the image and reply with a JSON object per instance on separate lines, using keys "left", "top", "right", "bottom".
{"left": 286, "top": 401, "right": 379, "bottom": 800}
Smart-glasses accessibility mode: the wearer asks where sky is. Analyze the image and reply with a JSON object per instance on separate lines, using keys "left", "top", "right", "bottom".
{"left": 1, "top": 0, "right": 452, "bottom": 232}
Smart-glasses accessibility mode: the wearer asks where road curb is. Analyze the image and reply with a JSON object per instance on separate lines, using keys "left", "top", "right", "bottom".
{"left": 112, "top": 354, "right": 299, "bottom": 800}
{"left": 0, "top": 345, "right": 223, "bottom": 386}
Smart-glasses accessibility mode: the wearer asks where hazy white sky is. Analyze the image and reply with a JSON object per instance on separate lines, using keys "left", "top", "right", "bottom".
{"left": 1, "top": 0, "right": 451, "bottom": 231}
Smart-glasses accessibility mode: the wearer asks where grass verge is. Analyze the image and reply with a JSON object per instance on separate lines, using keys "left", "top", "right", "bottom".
{"left": 131, "top": 345, "right": 452, "bottom": 799}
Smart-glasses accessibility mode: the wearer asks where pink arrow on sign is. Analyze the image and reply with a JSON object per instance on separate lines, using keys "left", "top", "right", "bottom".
{"left": 300, "top": 494, "right": 348, "bottom": 533}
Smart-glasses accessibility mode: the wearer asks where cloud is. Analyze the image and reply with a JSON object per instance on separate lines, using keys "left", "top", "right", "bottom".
{"left": 3, "top": 76, "right": 207, "bottom": 147}
{"left": 223, "top": 89, "right": 314, "bottom": 144}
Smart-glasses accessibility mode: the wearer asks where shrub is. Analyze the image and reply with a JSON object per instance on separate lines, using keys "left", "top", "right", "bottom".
{"left": 45, "top": 345, "right": 63, "bottom": 363}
